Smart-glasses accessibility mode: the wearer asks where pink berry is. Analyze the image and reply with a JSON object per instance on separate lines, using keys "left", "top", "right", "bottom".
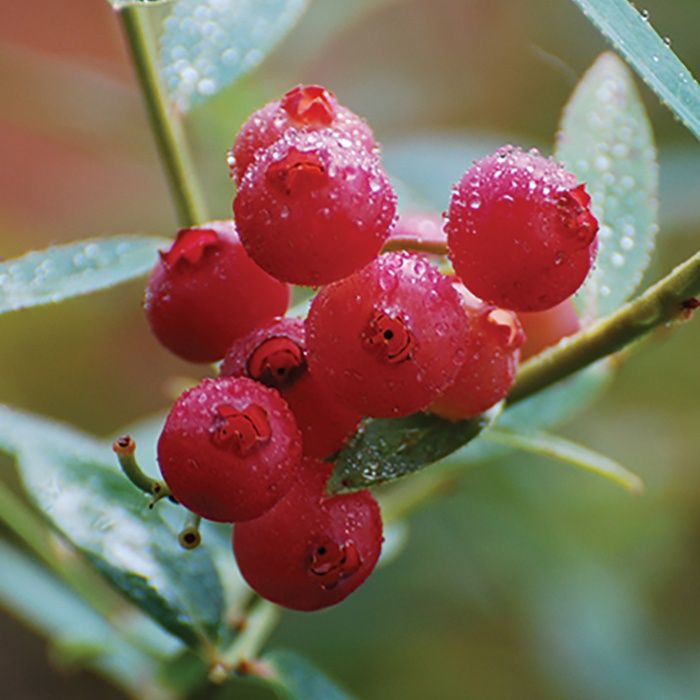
{"left": 518, "top": 297, "right": 581, "bottom": 361}
{"left": 306, "top": 252, "right": 468, "bottom": 417}
{"left": 429, "top": 284, "right": 524, "bottom": 420}
{"left": 144, "top": 221, "right": 289, "bottom": 362}
{"left": 234, "top": 131, "right": 397, "bottom": 285}
{"left": 221, "top": 317, "right": 361, "bottom": 459}
{"left": 446, "top": 146, "right": 599, "bottom": 312}
{"left": 233, "top": 459, "right": 383, "bottom": 611}
{"left": 157, "top": 377, "right": 302, "bottom": 522}
{"left": 229, "top": 84, "right": 377, "bottom": 185}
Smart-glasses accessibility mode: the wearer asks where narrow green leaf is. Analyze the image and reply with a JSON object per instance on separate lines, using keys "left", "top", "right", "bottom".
{"left": 0, "top": 405, "right": 224, "bottom": 646}
{"left": 329, "top": 404, "right": 502, "bottom": 493}
{"left": 262, "top": 650, "right": 355, "bottom": 700}
{"left": 483, "top": 429, "right": 643, "bottom": 494}
{"left": 556, "top": 52, "right": 658, "bottom": 319}
{"left": 0, "top": 541, "right": 157, "bottom": 693}
{"left": 160, "top": 0, "right": 310, "bottom": 112}
{"left": 110, "top": 0, "right": 172, "bottom": 8}
{"left": 0, "top": 236, "right": 167, "bottom": 315}
{"left": 569, "top": 0, "right": 700, "bottom": 140}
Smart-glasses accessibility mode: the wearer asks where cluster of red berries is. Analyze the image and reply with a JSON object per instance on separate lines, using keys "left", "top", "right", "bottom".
{"left": 144, "top": 85, "right": 598, "bottom": 611}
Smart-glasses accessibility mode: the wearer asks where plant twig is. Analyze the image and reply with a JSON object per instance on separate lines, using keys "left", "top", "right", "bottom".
{"left": 508, "top": 251, "right": 700, "bottom": 404}
{"left": 118, "top": 6, "right": 207, "bottom": 228}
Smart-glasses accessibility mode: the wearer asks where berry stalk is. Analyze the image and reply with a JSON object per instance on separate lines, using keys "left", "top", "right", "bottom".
{"left": 118, "top": 6, "right": 207, "bottom": 228}
{"left": 509, "top": 250, "right": 700, "bottom": 404}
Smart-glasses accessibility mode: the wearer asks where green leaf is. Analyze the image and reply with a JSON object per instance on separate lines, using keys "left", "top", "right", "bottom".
{"left": 0, "top": 236, "right": 167, "bottom": 315}
{"left": 110, "top": 0, "right": 172, "bottom": 8}
{"left": 329, "top": 404, "right": 502, "bottom": 493}
{"left": 483, "top": 429, "right": 643, "bottom": 494}
{"left": 261, "top": 650, "right": 355, "bottom": 700}
{"left": 556, "top": 52, "right": 658, "bottom": 319}
{"left": 0, "top": 406, "right": 224, "bottom": 646}
{"left": 0, "top": 541, "right": 156, "bottom": 693}
{"left": 569, "top": 0, "right": 700, "bottom": 141}
{"left": 160, "top": 0, "right": 310, "bottom": 112}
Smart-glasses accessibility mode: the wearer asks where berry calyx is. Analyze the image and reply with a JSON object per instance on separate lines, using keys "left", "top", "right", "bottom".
{"left": 234, "top": 132, "right": 397, "bottom": 286}
{"left": 144, "top": 221, "right": 290, "bottom": 363}
{"left": 157, "top": 376, "right": 302, "bottom": 522}
{"left": 228, "top": 84, "right": 377, "bottom": 185}
{"left": 221, "top": 318, "right": 361, "bottom": 459}
{"left": 233, "top": 459, "right": 383, "bottom": 611}
{"left": 429, "top": 284, "right": 524, "bottom": 420}
{"left": 446, "top": 145, "right": 599, "bottom": 312}
{"left": 305, "top": 252, "right": 468, "bottom": 417}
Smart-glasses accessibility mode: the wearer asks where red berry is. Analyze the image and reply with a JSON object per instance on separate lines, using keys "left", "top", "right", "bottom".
{"left": 518, "top": 297, "right": 581, "bottom": 361}
{"left": 221, "top": 317, "right": 361, "bottom": 459}
{"left": 234, "top": 131, "right": 396, "bottom": 286}
{"left": 233, "top": 459, "right": 383, "bottom": 611}
{"left": 144, "top": 221, "right": 290, "bottom": 362}
{"left": 228, "top": 84, "right": 376, "bottom": 185}
{"left": 429, "top": 284, "right": 524, "bottom": 420}
{"left": 446, "top": 145, "right": 599, "bottom": 312}
{"left": 385, "top": 211, "right": 446, "bottom": 252}
{"left": 306, "top": 252, "right": 468, "bottom": 417}
{"left": 157, "top": 376, "right": 302, "bottom": 522}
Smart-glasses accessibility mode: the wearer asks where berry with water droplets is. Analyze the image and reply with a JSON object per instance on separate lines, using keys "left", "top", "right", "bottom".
{"left": 144, "top": 221, "right": 289, "bottom": 362}
{"left": 228, "top": 84, "right": 376, "bottom": 184}
{"left": 157, "top": 376, "right": 302, "bottom": 522}
{"left": 221, "top": 317, "right": 361, "bottom": 459}
{"left": 446, "top": 145, "right": 599, "bottom": 312}
{"left": 429, "top": 284, "right": 524, "bottom": 420}
{"left": 306, "top": 252, "right": 468, "bottom": 417}
{"left": 518, "top": 297, "right": 581, "bottom": 361}
{"left": 233, "top": 459, "right": 383, "bottom": 611}
{"left": 234, "top": 132, "right": 396, "bottom": 285}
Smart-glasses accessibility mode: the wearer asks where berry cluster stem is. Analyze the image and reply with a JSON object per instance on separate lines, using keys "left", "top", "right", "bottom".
{"left": 118, "top": 6, "right": 207, "bottom": 228}
{"left": 508, "top": 250, "right": 700, "bottom": 404}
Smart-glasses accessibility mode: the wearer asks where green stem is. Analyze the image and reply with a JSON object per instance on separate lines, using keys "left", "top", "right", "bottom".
{"left": 118, "top": 6, "right": 207, "bottom": 228}
{"left": 508, "top": 251, "right": 700, "bottom": 405}
{"left": 215, "top": 599, "right": 280, "bottom": 677}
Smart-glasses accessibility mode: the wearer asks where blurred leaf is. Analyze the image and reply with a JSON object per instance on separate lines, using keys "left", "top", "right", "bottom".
{"left": 0, "top": 541, "right": 156, "bottom": 694}
{"left": 0, "top": 236, "right": 167, "bottom": 315}
{"left": 483, "top": 429, "right": 643, "bottom": 494}
{"left": 110, "top": 0, "right": 172, "bottom": 8}
{"left": 260, "top": 650, "right": 354, "bottom": 700}
{"left": 160, "top": 0, "right": 310, "bottom": 112}
{"left": 556, "top": 52, "right": 658, "bottom": 319}
{"left": 570, "top": 0, "right": 700, "bottom": 140}
{"left": 0, "top": 405, "right": 224, "bottom": 646}
{"left": 329, "top": 404, "right": 501, "bottom": 493}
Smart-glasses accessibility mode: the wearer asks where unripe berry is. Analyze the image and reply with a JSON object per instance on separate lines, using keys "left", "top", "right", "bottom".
{"left": 385, "top": 211, "right": 446, "bottom": 252}
{"left": 518, "top": 298, "right": 581, "bottom": 361}
{"left": 144, "top": 221, "right": 289, "bottom": 362}
{"left": 229, "top": 84, "right": 376, "bottom": 185}
{"left": 157, "top": 377, "right": 302, "bottom": 522}
{"left": 234, "top": 131, "right": 396, "bottom": 286}
{"left": 221, "top": 317, "right": 361, "bottom": 459}
{"left": 306, "top": 252, "right": 468, "bottom": 417}
{"left": 429, "top": 284, "right": 524, "bottom": 420}
{"left": 233, "top": 459, "right": 383, "bottom": 611}
{"left": 446, "top": 146, "right": 599, "bottom": 312}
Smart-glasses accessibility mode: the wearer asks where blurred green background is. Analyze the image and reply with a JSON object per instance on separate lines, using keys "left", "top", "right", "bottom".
{"left": 0, "top": 0, "right": 699, "bottom": 698}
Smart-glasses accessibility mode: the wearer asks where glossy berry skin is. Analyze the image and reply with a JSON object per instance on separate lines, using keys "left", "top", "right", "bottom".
{"left": 157, "top": 376, "right": 302, "bottom": 523}
{"left": 234, "top": 131, "right": 396, "bottom": 286}
{"left": 306, "top": 252, "right": 468, "bottom": 417}
{"left": 430, "top": 284, "right": 524, "bottom": 420}
{"left": 233, "top": 459, "right": 383, "bottom": 611}
{"left": 518, "top": 297, "right": 580, "bottom": 361}
{"left": 221, "top": 317, "right": 361, "bottom": 459}
{"left": 446, "top": 145, "right": 599, "bottom": 312}
{"left": 229, "top": 84, "right": 376, "bottom": 185}
{"left": 144, "top": 221, "right": 289, "bottom": 362}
